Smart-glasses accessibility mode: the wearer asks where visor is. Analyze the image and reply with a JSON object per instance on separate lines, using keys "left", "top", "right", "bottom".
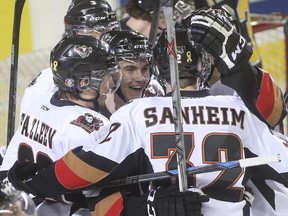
{"left": 90, "top": 65, "right": 122, "bottom": 95}
{"left": 75, "top": 21, "right": 120, "bottom": 34}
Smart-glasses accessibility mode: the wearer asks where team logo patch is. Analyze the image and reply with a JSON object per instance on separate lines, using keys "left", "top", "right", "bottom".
{"left": 65, "top": 78, "right": 75, "bottom": 88}
{"left": 74, "top": 45, "right": 93, "bottom": 58}
{"left": 70, "top": 113, "right": 104, "bottom": 133}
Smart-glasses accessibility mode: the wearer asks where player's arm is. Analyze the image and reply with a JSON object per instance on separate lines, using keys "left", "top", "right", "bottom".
{"left": 253, "top": 67, "right": 286, "bottom": 128}
{"left": 7, "top": 128, "right": 208, "bottom": 216}
{"left": 182, "top": 8, "right": 287, "bottom": 127}
{"left": 221, "top": 63, "right": 286, "bottom": 128}
{"left": 7, "top": 155, "right": 208, "bottom": 216}
{"left": 7, "top": 119, "right": 146, "bottom": 196}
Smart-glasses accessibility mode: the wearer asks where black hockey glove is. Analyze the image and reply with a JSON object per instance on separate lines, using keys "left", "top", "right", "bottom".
{"left": 138, "top": 186, "right": 209, "bottom": 216}
{"left": 7, "top": 161, "right": 38, "bottom": 195}
{"left": 184, "top": 8, "right": 253, "bottom": 74}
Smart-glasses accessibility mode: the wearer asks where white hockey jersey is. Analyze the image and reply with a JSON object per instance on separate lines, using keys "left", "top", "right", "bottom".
{"left": 2, "top": 89, "right": 109, "bottom": 216}
{"left": 19, "top": 67, "right": 57, "bottom": 127}
{"left": 99, "top": 95, "right": 288, "bottom": 216}
{"left": 22, "top": 93, "right": 288, "bottom": 216}
{"left": 2, "top": 90, "right": 109, "bottom": 169}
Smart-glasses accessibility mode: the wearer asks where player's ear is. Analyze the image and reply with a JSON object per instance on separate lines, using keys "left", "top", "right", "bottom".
{"left": 79, "top": 78, "right": 89, "bottom": 88}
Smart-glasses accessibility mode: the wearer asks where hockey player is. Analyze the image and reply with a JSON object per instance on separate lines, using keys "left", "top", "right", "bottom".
{"left": 120, "top": 0, "right": 191, "bottom": 38}
{"left": 189, "top": 2, "right": 286, "bottom": 133}
{"left": 1, "top": 0, "right": 120, "bottom": 179}
{"left": 17, "top": 0, "right": 120, "bottom": 123}
{"left": 7, "top": 10, "right": 288, "bottom": 216}
{"left": 2, "top": 35, "right": 122, "bottom": 216}
{"left": 120, "top": 0, "right": 166, "bottom": 38}
{"left": 98, "top": 30, "right": 154, "bottom": 118}
{"left": 179, "top": 6, "right": 286, "bottom": 130}
{"left": 17, "top": 1, "right": 155, "bottom": 122}
{"left": 180, "top": 7, "right": 288, "bottom": 215}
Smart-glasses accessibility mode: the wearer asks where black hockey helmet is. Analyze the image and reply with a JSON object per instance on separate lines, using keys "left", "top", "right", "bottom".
{"left": 101, "top": 30, "right": 153, "bottom": 62}
{"left": 64, "top": 0, "right": 120, "bottom": 36}
{"left": 154, "top": 28, "right": 198, "bottom": 79}
{"left": 0, "top": 183, "right": 36, "bottom": 215}
{"left": 154, "top": 27, "right": 211, "bottom": 83}
{"left": 50, "top": 35, "right": 121, "bottom": 95}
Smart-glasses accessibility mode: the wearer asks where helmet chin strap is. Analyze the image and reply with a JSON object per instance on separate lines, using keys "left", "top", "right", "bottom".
{"left": 115, "top": 88, "right": 127, "bottom": 103}
{"left": 72, "top": 91, "right": 100, "bottom": 111}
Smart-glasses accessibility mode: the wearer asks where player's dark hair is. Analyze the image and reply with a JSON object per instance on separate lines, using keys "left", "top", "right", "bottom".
{"left": 125, "top": 0, "right": 152, "bottom": 22}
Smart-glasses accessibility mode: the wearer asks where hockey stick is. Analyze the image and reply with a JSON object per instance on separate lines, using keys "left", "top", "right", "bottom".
{"left": 284, "top": 20, "right": 288, "bottom": 104}
{"left": 148, "top": 0, "right": 161, "bottom": 47}
{"left": 161, "top": 0, "right": 188, "bottom": 192}
{"left": 7, "top": 0, "right": 26, "bottom": 145}
{"left": 95, "top": 154, "right": 281, "bottom": 188}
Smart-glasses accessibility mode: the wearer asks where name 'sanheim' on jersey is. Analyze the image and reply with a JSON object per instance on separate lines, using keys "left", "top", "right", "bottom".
{"left": 20, "top": 113, "right": 57, "bottom": 148}
{"left": 144, "top": 105, "right": 245, "bottom": 129}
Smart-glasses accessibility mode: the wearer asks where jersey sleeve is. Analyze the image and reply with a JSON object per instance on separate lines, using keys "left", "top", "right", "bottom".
{"left": 255, "top": 68, "right": 287, "bottom": 127}
{"left": 25, "top": 110, "right": 151, "bottom": 197}
{"left": 221, "top": 63, "right": 287, "bottom": 128}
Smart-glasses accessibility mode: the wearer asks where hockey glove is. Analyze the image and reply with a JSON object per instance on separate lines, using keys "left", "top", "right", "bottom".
{"left": 7, "top": 161, "right": 38, "bottom": 195}
{"left": 185, "top": 8, "right": 253, "bottom": 74}
{"left": 139, "top": 186, "right": 209, "bottom": 216}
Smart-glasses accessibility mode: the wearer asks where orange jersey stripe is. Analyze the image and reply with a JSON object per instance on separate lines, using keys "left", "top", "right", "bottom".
{"left": 91, "top": 192, "right": 123, "bottom": 216}
{"left": 256, "top": 72, "right": 283, "bottom": 127}
{"left": 55, "top": 150, "right": 109, "bottom": 189}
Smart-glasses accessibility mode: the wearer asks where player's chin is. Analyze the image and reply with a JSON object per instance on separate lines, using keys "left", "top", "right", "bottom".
{"left": 126, "top": 88, "right": 144, "bottom": 100}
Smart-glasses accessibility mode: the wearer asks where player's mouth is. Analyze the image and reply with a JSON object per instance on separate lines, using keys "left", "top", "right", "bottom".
{"left": 128, "top": 85, "right": 145, "bottom": 97}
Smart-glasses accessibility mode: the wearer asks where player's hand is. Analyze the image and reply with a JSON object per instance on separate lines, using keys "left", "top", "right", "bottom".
{"left": 7, "top": 161, "right": 38, "bottom": 195}
{"left": 182, "top": 7, "right": 253, "bottom": 74}
{"left": 143, "top": 186, "right": 209, "bottom": 216}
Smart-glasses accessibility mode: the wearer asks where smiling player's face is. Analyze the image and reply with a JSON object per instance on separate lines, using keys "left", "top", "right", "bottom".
{"left": 118, "top": 59, "right": 150, "bottom": 101}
